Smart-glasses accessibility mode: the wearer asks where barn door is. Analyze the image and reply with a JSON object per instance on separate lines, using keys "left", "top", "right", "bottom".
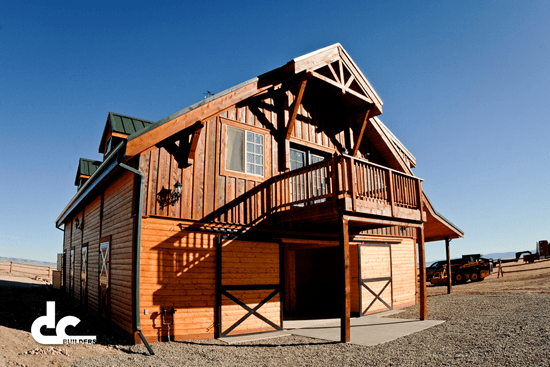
{"left": 99, "top": 238, "right": 111, "bottom": 320}
{"left": 217, "top": 237, "right": 282, "bottom": 337}
{"left": 80, "top": 245, "right": 88, "bottom": 307}
{"left": 358, "top": 244, "right": 393, "bottom": 315}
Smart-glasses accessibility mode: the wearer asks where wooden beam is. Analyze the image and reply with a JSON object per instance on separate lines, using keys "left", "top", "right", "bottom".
{"left": 417, "top": 227, "right": 427, "bottom": 320}
{"left": 187, "top": 121, "right": 204, "bottom": 166}
{"left": 309, "top": 71, "right": 373, "bottom": 104}
{"left": 285, "top": 78, "right": 308, "bottom": 139}
{"left": 339, "top": 217, "right": 351, "bottom": 343}
{"left": 339, "top": 60, "right": 345, "bottom": 94}
{"left": 344, "top": 74, "right": 355, "bottom": 89}
{"left": 158, "top": 121, "right": 204, "bottom": 169}
{"left": 327, "top": 62, "right": 340, "bottom": 84}
{"left": 352, "top": 109, "right": 371, "bottom": 157}
{"left": 445, "top": 237, "right": 452, "bottom": 294}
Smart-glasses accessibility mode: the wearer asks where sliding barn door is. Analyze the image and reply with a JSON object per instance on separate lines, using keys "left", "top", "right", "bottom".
{"left": 217, "top": 238, "right": 282, "bottom": 337}
{"left": 358, "top": 244, "right": 393, "bottom": 315}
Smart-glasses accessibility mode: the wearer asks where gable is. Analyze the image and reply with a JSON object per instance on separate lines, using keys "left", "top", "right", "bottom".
{"left": 124, "top": 44, "right": 384, "bottom": 158}
{"left": 74, "top": 158, "right": 102, "bottom": 187}
{"left": 99, "top": 112, "right": 155, "bottom": 154}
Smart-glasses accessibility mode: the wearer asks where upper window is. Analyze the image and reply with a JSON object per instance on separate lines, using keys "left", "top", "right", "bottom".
{"left": 226, "top": 125, "right": 264, "bottom": 177}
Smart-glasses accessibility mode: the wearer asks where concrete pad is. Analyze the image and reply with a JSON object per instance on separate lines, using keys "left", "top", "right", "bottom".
{"left": 288, "top": 316, "right": 445, "bottom": 346}
{"left": 219, "top": 331, "right": 291, "bottom": 344}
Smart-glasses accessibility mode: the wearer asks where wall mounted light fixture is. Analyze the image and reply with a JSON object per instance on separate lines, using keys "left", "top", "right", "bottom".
{"left": 75, "top": 217, "right": 83, "bottom": 230}
{"left": 157, "top": 181, "right": 183, "bottom": 208}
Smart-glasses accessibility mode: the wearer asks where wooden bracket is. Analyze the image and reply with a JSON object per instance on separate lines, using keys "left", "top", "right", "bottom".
{"left": 285, "top": 78, "right": 308, "bottom": 139}
{"left": 159, "top": 120, "right": 204, "bottom": 169}
{"left": 351, "top": 109, "right": 371, "bottom": 157}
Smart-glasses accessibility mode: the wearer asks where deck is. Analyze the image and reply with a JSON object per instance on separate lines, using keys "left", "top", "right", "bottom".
{"left": 211, "top": 155, "right": 424, "bottom": 229}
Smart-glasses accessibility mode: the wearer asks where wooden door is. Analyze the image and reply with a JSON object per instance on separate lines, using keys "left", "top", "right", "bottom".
{"left": 99, "top": 239, "right": 110, "bottom": 320}
{"left": 289, "top": 147, "right": 328, "bottom": 204}
{"left": 217, "top": 238, "right": 282, "bottom": 337}
{"left": 358, "top": 244, "right": 393, "bottom": 315}
{"left": 80, "top": 245, "right": 88, "bottom": 307}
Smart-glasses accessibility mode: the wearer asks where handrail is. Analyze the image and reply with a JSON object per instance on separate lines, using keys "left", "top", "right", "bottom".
{"left": 211, "top": 155, "right": 422, "bottom": 226}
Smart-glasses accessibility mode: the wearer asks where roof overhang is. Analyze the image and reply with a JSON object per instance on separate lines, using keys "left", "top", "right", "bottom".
{"left": 422, "top": 192, "right": 464, "bottom": 242}
{"left": 56, "top": 142, "right": 126, "bottom": 227}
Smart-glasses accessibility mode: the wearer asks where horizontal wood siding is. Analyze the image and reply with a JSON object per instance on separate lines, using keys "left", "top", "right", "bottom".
{"left": 221, "top": 240, "right": 280, "bottom": 336}
{"left": 82, "top": 196, "right": 101, "bottom": 313}
{"left": 140, "top": 218, "right": 217, "bottom": 341}
{"left": 355, "top": 238, "right": 416, "bottom": 315}
{"left": 390, "top": 239, "right": 416, "bottom": 309}
{"left": 350, "top": 245, "right": 359, "bottom": 314}
{"left": 70, "top": 215, "right": 82, "bottom": 301}
{"left": 101, "top": 171, "right": 135, "bottom": 336}
{"left": 63, "top": 221, "right": 71, "bottom": 295}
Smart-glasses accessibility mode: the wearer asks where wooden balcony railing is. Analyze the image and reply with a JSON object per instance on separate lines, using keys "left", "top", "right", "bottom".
{"left": 212, "top": 155, "right": 423, "bottom": 226}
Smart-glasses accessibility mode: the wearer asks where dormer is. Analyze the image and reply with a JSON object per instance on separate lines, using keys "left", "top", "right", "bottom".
{"left": 99, "top": 113, "right": 154, "bottom": 159}
{"left": 75, "top": 158, "right": 102, "bottom": 190}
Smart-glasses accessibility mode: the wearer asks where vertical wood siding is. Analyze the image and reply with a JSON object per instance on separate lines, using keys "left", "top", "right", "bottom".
{"left": 139, "top": 88, "right": 387, "bottom": 225}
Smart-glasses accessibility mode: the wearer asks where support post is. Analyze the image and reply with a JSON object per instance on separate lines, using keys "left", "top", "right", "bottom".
{"left": 339, "top": 217, "right": 351, "bottom": 343}
{"left": 445, "top": 237, "right": 452, "bottom": 294}
{"left": 417, "top": 227, "right": 427, "bottom": 320}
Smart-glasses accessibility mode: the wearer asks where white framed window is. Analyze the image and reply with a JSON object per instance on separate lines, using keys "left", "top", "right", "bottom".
{"left": 226, "top": 125, "right": 264, "bottom": 177}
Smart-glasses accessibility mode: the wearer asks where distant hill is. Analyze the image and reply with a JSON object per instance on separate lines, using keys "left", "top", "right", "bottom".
{"left": 0, "top": 257, "right": 56, "bottom": 267}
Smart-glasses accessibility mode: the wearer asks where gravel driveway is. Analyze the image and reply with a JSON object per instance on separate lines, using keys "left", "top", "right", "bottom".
{"left": 72, "top": 293, "right": 550, "bottom": 367}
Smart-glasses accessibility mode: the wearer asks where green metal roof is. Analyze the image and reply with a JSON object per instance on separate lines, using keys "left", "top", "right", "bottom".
{"left": 75, "top": 158, "right": 102, "bottom": 186}
{"left": 99, "top": 113, "right": 155, "bottom": 153}
{"left": 109, "top": 113, "right": 154, "bottom": 135}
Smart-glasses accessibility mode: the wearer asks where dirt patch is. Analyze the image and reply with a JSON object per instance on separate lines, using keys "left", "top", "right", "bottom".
{"left": 0, "top": 275, "right": 126, "bottom": 367}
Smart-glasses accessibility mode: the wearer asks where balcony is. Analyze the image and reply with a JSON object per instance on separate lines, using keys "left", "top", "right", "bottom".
{"left": 210, "top": 155, "right": 424, "bottom": 230}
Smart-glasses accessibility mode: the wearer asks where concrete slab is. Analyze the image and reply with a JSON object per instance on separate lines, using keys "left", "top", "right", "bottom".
{"left": 287, "top": 315, "right": 445, "bottom": 347}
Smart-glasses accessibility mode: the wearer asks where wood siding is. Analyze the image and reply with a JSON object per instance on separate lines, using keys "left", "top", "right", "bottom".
{"left": 138, "top": 86, "right": 387, "bottom": 225}
{"left": 221, "top": 239, "right": 280, "bottom": 336}
{"left": 140, "top": 218, "right": 217, "bottom": 341}
{"left": 61, "top": 171, "right": 135, "bottom": 339}
{"left": 355, "top": 239, "right": 416, "bottom": 315}
{"left": 82, "top": 196, "right": 101, "bottom": 313}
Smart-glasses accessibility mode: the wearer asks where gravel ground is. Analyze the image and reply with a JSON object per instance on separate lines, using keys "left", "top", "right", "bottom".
{"left": 71, "top": 293, "right": 550, "bottom": 367}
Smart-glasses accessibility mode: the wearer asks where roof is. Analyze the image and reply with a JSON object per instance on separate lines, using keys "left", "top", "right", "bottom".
{"left": 422, "top": 193, "right": 464, "bottom": 242}
{"left": 124, "top": 43, "right": 384, "bottom": 157}
{"left": 99, "top": 113, "right": 155, "bottom": 153}
{"left": 74, "top": 158, "right": 102, "bottom": 186}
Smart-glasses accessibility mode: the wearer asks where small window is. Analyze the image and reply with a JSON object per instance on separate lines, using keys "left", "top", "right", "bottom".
{"left": 226, "top": 125, "right": 264, "bottom": 176}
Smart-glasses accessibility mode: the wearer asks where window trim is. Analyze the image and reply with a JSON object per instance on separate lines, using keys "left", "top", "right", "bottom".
{"left": 220, "top": 117, "right": 270, "bottom": 182}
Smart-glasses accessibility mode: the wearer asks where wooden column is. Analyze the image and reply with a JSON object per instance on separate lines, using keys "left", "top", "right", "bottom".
{"left": 339, "top": 217, "right": 351, "bottom": 342}
{"left": 417, "top": 227, "right": 427, "bottom": 320}
{"left": 445, "top": 237, "right": 452, "bottom": 294}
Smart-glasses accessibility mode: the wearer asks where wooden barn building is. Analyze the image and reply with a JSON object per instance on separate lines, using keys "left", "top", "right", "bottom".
{"left": 56, "top": 44, "right": 463, "bottom": 344}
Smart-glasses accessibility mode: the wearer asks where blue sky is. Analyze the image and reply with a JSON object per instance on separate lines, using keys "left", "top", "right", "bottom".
{"left": 1, "top": 1, "right": 548, "bottom": 263}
